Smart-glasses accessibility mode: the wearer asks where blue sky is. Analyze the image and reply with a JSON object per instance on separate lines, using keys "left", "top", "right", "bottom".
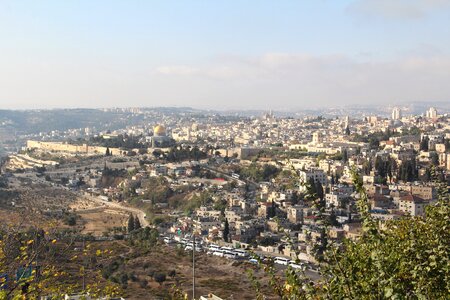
{"left": 1, "top": 0, "right": 450, "bottom": 110}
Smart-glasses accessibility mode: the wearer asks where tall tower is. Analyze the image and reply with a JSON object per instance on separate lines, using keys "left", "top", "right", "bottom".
{"left": 426, "top": 107, "right": 437, "bottom": 119}
{"left": 343, "top": 115, "right": 350, "bottom": 129}
{"left": 312, "top": 132, "right": 322, "bottom": 144}
{"left": 392, "top": 107, "right": 401, "bottom": 120}
{"left": 187, "top": 128, "right": 191, "bottom": 140}
{"left": 344, "top": 115, "right": 350, "bottom": 125}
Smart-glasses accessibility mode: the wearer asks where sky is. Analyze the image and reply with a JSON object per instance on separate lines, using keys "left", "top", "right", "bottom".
{"left": 0, "top": 0, "right": 450, "bottom": 110}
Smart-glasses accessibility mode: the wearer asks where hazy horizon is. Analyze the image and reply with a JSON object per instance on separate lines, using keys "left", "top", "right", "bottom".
{"left": 1, "top": 0, "right": 450, "bottom": 110}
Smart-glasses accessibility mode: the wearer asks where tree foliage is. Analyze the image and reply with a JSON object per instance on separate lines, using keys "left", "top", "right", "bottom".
{"left": 165, "top": 146, "right": 207, "bottom": 162}
{"left": 0, "top": 225, "right": 121, "bottom": 299}
{"left": 223, "top": 218, "right": 230, "bottom": 242}
{"left": 128, "top": 227, "right": 159, "bottom": 249}
{"left": 127, "top": 214, "right": 135, "bottom": 233}
{"left": 420, "top": 136, "right": 429, "bottom": 151}
{"left": 238, "top": 163, "right": 280, "bottom": 182}
{"left": 134, "top": 216, "right": 141, "bottom": 231}
{"left": 153, "top": 273, "right": 166, "bottom": 286}
{"left": 90, "top": 134, "right": 147, "bottom": 149}
{"left": 398, "top": 159, "right": 418, "bottom": 182}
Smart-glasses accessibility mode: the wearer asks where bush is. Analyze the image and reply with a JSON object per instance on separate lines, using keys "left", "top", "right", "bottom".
{"left": 153, "top": 273, "right": 166, "bottom": 286}
{"left": 63, "top": 214, "right": 77, "bottom": 226}
{"left": 130, "top": 272, "right": 138, "bottom": 282}
{"left": 139, "top": 279, "right": 148, "bottom": 288}
{"left": 102, "top": 260, "right": 122, "bottom": 283}
{"left": 119, "top": 273, "right": 129, "bottom": 285}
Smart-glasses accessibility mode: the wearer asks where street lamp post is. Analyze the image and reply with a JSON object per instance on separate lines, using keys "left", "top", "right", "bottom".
{"left": 192, "top": 234, "right": 195, "bottom": 300}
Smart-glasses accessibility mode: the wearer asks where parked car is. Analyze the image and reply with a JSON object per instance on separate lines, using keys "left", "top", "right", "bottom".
{"left": 248, "top": 258, "right": 258, "bottom": 264}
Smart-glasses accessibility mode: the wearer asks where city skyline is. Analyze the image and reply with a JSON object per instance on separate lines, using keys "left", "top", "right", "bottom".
{"left": 1, "top": 0, "right": 450, "bottom": 109}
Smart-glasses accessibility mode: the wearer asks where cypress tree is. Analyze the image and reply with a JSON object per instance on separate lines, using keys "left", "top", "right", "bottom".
{"left": 269, "top": 201, "right": 276, "bottom": 218}
{"left": 431, "top": 152, "right": 439, "bottom": 166}
{"left": 315, "top": 180, "right": 326, "bottom": 210}
{"left": 308, "top": 177, "right": 317, "bottom": 197}
{"left": 342, "top": 149, "right": 348, "bottom": 163}
{"left": 223, "top": 218, "right": 230, "bottom": 242}
{"left": 315, "top": 180, "right": 324, "bottom": 200}
{"left": 420, "top": 136, "right": 429, "bottom": 151}
{"left": 127, "top": 214, "right": 135, "bottom": 233}
{"left": 134, "top": 216, "right": 141, "bottom": 230}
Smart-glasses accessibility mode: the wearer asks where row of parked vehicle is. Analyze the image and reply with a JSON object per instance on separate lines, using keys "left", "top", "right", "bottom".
{"left": 206, "top": 244, "right": 249, "bottom": 259}
{"left": 163, "top": 235, "right": 318, "bottom": 272}
{"left": 163, "top": 236, "right": 204, "bottom": 252}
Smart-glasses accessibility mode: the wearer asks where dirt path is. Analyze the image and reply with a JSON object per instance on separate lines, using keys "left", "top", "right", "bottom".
{"left": 82, "top": 194, "right": 150, "bottom": 227}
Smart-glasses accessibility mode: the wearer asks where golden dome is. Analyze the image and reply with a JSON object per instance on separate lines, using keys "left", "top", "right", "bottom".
{"left": 154, "top": 125, "right": 166, "bottom": 136}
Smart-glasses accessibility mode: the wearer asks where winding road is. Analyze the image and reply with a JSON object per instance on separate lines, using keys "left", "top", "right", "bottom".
{"left": 81, "top": 193, "right": 150, "bottom": 227}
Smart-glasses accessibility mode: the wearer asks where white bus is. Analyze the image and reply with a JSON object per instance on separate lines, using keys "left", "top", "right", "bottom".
{"left": 289, "top": 260, "right": 303, "bottom": 269}
{"left": 274, "top": 257, "right": 290, "bottom": 265}
{"left": 224, "top": 252, "right": 238, "bottom": 259}
{"left": 212, "top": 250, "right": 224, "bottom": 257}
{"left": 233, "top": 249, "right": 249, "bottom": 257}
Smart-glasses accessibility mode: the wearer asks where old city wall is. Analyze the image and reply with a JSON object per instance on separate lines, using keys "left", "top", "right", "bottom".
{"left": 26, "top": 141, "right": 122, "bottom": 156}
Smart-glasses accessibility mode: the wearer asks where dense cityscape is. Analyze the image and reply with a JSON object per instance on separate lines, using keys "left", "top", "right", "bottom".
{"left": 1, "top": 0, "right": 449, "bottom": 299}
{"left": 0, "top": 105, "right": 448, "bottom": 299}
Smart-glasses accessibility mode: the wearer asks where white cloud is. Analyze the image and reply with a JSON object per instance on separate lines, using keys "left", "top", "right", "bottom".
{"left": 347, "top": 0, "right": 450, "bottom": 19}
{"left": 153, "top": 52, "right": 450, "bottom": 108}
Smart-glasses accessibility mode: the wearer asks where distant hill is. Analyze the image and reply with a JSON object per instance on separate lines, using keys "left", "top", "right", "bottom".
{"left": 0, "top": 109, "right": 145, "bottom": 134}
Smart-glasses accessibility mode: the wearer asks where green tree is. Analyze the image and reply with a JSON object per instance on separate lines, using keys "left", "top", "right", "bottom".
{"left": 268, "top": 201, "right": 277, "bottom": 218}
{"left": 153, "top": 273, "right": 166, "bottom": 286}
{"left": 318, "top": 168, "right": 450, "bottom": 299}
{"left": 134, "top": 216, "right": 141, "bottom": 230}
{"left": 168, "top": 270, "right": 176, "bottom": 279}
{"left": 127, "top": 215, "right": 135, "bottom": 233}
{"left": 430, "top": 152, "right": 439, "bottom": 166}
{"left": 398, "top": 160, "right": 418, "bottom": 182}
{"left": 306, "top": 177, "right": 317, "bottom": 199}
{"left": 342, "top": 149, "right": 348, "bottom": 163}
{"left": 128, "top": 227, "right": 159, "bottom": 249}
{"left": 315, "top": 180, "right": 324, "bottom": 201}
{"left": 420, "top": 136, "right": 429, "bottom": 151}
{"left": 223, "top": 218, "right": 230, "bottom": 242}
